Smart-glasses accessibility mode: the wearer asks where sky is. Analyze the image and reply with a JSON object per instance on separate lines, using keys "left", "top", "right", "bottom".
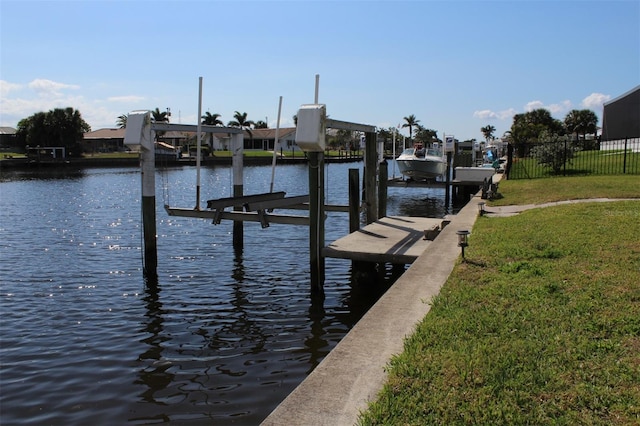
{"left": 1, "top": 0, "right": 638, "bottom": 141}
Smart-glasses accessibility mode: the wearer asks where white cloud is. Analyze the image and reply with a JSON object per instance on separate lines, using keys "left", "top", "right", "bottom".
{"left": 107, "top": 95, "right": 145, "bottom": 103}
{"left": 28, "top": 78, "right": 80, "bottom": 97}
{"left": 524, "top": 99, "right": 572, "bottom": 115}
{"left": 473, "top": 108, "right": 517, "bottom": 120}
{"left": 581, "top": 92, "right": 611, "bottom": 109}
{"left": 548, "top": 100, "right": 572, "bottom": 114}
{"left": 0, "top": 80, "right": 23, "bottom": 96}
{"left": 0, "top": 79, "right": 86, "bottom": 127}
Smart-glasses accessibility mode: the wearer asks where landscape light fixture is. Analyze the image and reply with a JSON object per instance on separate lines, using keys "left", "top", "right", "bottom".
{"left": 478, "top": 201, "right": 486, "bottom": 216}
{"left": 457, "top": 229, "right": 470, "bottom": 259}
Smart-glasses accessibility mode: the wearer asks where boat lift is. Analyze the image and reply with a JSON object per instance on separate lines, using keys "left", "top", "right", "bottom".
{"left": 125, "top": 76, "right": 378, "bottom": 292}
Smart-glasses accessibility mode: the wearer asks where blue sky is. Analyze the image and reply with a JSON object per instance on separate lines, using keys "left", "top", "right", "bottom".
{"left": 1, "top": 0, "right": 638, "bottom": 141}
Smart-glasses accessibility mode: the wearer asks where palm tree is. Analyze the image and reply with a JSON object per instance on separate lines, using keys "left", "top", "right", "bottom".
{"left": 201, "top": 111, "right": 223, "bottom": 126}
{"left": 228, "top": 111, "right": 255, "bottom": 148}
{"left": 201, "top": 112, "right": 223, "bottom": 151}
{"left": 151, "top": 107, "right": 170, "bottom": 123}
{"left": 151, "top": 107, "right": 170, "bottom": 141}
{"left": 116, "top": 114, "right": 127, "bottom": 129}
{"left": 402, "top": 114, "right": 420, "bottom": 143}
{"left": 254, "top": 120, "right": 268, "bottom": 129}
{"left": 227, "top": 111, "right": 254, "bottom": 129}
{"left": 481, "top": 125, "right": 496, "bottom": 142}
{"left": 564, "top": 109, "right": 598, "bottom": 141}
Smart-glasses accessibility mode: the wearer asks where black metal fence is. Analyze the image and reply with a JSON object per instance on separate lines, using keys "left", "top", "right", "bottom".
{"left": 506, "top": 137, "right": 640, "bottom": 179}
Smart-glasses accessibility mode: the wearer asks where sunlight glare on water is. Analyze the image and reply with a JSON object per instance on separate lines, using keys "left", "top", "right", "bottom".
{"left": 0, "top": 162, "right": 459, "bottom": 424}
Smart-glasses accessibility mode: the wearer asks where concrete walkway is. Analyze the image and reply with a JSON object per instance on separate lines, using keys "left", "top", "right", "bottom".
{"left": 261, "top": 195, "right": 485, "bottom": 426}
{"left": 484, "top": 198, "right": 639, "bottom": 217}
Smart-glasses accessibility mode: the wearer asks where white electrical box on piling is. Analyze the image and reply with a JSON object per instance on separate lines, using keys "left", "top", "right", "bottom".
{"left": 295, "top": 104, "right": 326, "bottom": 152}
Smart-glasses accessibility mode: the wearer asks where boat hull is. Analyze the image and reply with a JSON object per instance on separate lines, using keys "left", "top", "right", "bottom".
{"left": 396, "top": 158, "right": 446, "bottom": 179}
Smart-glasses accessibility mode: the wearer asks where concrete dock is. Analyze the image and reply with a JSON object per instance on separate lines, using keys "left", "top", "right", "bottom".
{"left": 262, "top": 193, "right": 485, "bottom": 426}
{"left": 323, "top": 216, "right": 448, "bottom": 264}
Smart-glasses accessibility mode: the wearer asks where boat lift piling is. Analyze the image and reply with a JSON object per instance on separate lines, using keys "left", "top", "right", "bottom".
{"left": 124, "top": 111, "right": 158, "bottom": 284}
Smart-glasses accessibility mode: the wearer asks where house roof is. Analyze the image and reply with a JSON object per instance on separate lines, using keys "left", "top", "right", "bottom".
{"left": 81, "top": 127, "right": 298, "bottom": 141}
{"left": 84, "top": 128, "right": 126, "bottom": 139}
{"left": 0, "top": 127, "right": 17, "bottom": 135}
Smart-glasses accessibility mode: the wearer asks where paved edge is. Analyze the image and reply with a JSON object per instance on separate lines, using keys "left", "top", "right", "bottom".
{"left": 261, "top": 194, "right": 484, "bottom": 426}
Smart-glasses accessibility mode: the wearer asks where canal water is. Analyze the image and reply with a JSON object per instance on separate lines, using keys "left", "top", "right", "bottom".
{"left": 0, "top": 161, "right": 461, "bottom": 425}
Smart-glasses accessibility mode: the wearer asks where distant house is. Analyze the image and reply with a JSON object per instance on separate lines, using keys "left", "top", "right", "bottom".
{"left": 243, "top": 127, "right": 300, "bottom": 152}
{"left": 0, "top": 127, "right": 17, "bottom": 148}
{"left": 83, "top": 128, "right": 126, "bottom": 153}
{"left": 82, "top": 126, "right": 303, "bottom": 154}
{"left": 157, "top": 131, "right": 190, "bottom": 149}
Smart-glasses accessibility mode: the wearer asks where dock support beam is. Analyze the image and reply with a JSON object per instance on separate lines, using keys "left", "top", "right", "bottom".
{"left": 309, "top": 151, "right": 325, "bottom": 293}
{"left": 378, "top": 160, "right": 387, "bottom": 219}
{"left": 445, "top": 151, "right": 452, "bottom": 208}
{"left": 232, "top": 133, "right": 244, "bottom": 250}
{"left": 348, "top": 168, "right": 360, "bottom": 233}
{"left": 364, "top": 131, "right": 378, "bottom": 225}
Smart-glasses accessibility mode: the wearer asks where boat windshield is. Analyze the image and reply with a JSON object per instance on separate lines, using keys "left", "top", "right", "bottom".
{"left": 398, "top": 147, "right": 442, "bottom": 157}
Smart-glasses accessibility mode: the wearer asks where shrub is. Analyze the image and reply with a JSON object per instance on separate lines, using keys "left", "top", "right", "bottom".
{"left": 530, "top": 132, "right": 580, "bottom": 174}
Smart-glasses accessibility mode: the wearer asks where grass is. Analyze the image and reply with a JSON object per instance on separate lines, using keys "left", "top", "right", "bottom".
{"left": 509, "top": 149, "right": 640, "bottom": 179}
{"left": 490, "top": 175, "right": 640, "bottom": 206}
{"left": 358, "top": 178, "right": 640, "bottom": 425}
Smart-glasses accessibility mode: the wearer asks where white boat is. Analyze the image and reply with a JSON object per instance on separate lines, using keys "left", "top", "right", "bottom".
{"left": 396, "top": 144, "right": 446, "bottom": 180}
{"left": 454, "top": 166, "right": 496, "bottom": 183}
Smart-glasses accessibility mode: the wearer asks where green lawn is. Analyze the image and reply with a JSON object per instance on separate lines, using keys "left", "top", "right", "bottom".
{"left": 509, "top": 149, "right": 640, "bottom": 179}
{"left": 358, "top": 177, "right": 640, "bottom": 425}
{"left": 490, "top": 175, "right": 640, "bottom": 206}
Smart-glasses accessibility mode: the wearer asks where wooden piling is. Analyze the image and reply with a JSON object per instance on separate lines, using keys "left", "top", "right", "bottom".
{"left": 141, "top": 195, "right": 158, "bottom": 283}
{"left": 378, "top": 160, "right": 387, "bottom": 219}
{"left": 445, "top": 151, "right": 452, "bottom": 207}
{"left": 364, "top": 131, "right": 378, "bottom": 225}
{"left": 349, "top": 168, "right": 360, "bottom": 233}
{"left": 309, "top": 151, "right": 325, "bottom": 293}
{"left": 232, "top": 133, "right": 244, "bottom": 249}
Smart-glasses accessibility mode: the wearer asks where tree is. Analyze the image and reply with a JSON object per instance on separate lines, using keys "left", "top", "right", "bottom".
{"left": 254, "top": 120, "right": 268, "bottom": 129}
{"left": 201, "top": 111, "right": 223, "bottom": 126}
{"left": 227, "top": 111, "right": 254, "bottom": 129}
{"left": 151, "top": 107, "right": 170, "bottom": 141}
{"left": 201, "top": 112, "right": 223, "bottom": 152}
{"left": 151, "top": 108, "right": 170, "bottom": 123}
{"left": 414, "top": 125, "right": 439, "bottom": 147}
{"left": 15, "top": 107, "right": 90, "bottom": 157}
{"left": 116, "top": 114, "right": 127, "bottom": 129}
{"left": 228, "top": 111, "right": 255, "bottom": 149}
{"left": 564, "top": 109, "right": 598, "bottom": 148}
{"left": 377, "top": 128, "right": 392, "bottom": 154}
{"left": 509, "top": 108, "right": 565, "bottom": 156}
{"left": 402, "top": 114, "right": 420, "bottom": 143}
{"left": 481, "top": 125, "right": 495, "bottom": 142}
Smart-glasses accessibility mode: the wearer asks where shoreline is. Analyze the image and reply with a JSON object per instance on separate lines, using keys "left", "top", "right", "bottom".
{"left": 0, "top": 155, "right": 366, "bottom": 171}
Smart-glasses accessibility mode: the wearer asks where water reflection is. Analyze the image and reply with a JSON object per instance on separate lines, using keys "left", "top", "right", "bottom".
{"left": 305, "top": 292, "right": 328, "bottom": 372}
{"left": 0, "top": 166, "right": 87, "bottom": 182}
{"left": 135, "top": 280, "right": 174, "bottom": 406}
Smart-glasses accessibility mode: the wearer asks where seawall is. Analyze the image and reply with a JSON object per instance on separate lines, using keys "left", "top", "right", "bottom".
{"left": 261, "top": 192, "right": 484, "bottom": 425}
